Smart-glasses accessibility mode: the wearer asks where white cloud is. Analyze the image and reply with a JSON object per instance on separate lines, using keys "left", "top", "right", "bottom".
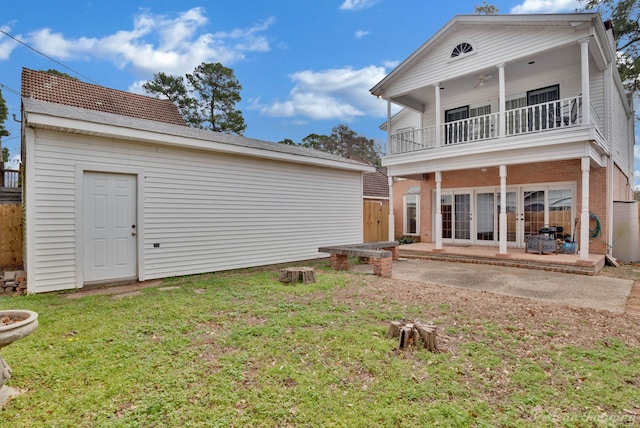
{"left": 257, "top": 65, "right": 388, "bottom": 121}
{"left": 0, "top": 25, "right": 22, "bottom": 61}
{"left": 511, "top": 0, "right": 579, "bottom": 13}
{"left": 22, "top": 8, "right": 273, "bottom": 77}
{"left": 383, "top": 60, "right": 400, "bottom": 69}
{"left": 355, "top": 30, "right": 370, "bottom": 39}
{"left": 339, "top": 0, "right": 380, "bottom": 11}
{"left": 4, "top": 153, "right": 21, "bottom": 169}
{"left": 28, "top": 28, "right": 98, "bottom": 60}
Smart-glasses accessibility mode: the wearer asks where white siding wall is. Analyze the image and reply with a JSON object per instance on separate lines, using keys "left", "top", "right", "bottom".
{"left": 590, "top": 69, "right": 605, "bottom": 132}
{"left": 389, "top": 63, "right": 607, "bottom": 134}
{"left": 28, "top": 130, "right": 364, "bottom": 292}
{"left": 390, "top": 110, "right": 422, "bottom": 134}
{"left": 386, "top": 26, "right": 587, "bottom": 97}
{"left": 611, "top": 87, "right": 632, "bottom": 176}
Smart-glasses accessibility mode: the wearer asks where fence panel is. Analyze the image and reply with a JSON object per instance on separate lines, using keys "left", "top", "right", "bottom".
{"left": 0, "top": 204, "right": 22, "bottom": 267}
{"left": 363, "top": 201, "right": 389, "bottom": 243}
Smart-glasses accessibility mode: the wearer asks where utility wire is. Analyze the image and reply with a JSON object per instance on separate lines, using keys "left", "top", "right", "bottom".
{"left": 0, "top": 82, "right": 20, "bottom": 96}
{"left": 0, "top": 28, "right": 100, "bottom": 85}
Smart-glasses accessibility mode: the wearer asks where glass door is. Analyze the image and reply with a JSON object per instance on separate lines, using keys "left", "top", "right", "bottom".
{"left": 441, "top": 194, "right": 452, "bottom": 239}
{"left": 440, "top": 191, "right": 472, "bottom": 244}
{"left": 454, "top": 193, "right": 471, "bottom": 241}
{"left": 475, "top": 192, "right": 494, "bottom": 242}
{"left": 523, "top": 189, "right": 545, "bottom": 240}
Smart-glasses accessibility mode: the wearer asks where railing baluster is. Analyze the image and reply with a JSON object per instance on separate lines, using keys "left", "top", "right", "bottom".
{"left": 3, "top": 169, "right": 20, "bottom": 188}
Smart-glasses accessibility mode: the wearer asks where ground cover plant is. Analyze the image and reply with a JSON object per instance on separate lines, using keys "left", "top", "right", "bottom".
{"left": 0, "top": 263, "right": 639, "bottom": 427}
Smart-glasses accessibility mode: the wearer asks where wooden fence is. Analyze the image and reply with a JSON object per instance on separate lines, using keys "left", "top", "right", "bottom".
{"left": 0, "top": 204, "right": 22, "bottom": 266}
{"left": 363, "top": 200, "right": 389, "bottom": 243}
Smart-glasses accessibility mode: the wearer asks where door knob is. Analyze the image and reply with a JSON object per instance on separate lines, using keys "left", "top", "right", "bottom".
{"left": 131, "top": 231, "right": 137, "bottom": 236}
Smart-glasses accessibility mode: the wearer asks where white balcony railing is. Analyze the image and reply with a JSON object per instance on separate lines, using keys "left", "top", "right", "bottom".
{"left": 389, "top": 96, "right": 584, "bottom": 155}
{"left": 505, "top": 95, "right": 582, "bottom": 136}
{"left": 1, "top": 169, "right": 20, "bottom": 188}
{"left": 444, "top": 113, "right": 499, "bottom": 145}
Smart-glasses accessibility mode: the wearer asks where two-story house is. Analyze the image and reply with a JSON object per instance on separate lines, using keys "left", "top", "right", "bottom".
{"left": 370, "top": 13, "right": 635, "bottom": 265}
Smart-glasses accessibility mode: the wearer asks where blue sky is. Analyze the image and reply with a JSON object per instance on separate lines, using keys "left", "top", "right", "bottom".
{"left": 4, "top": 0, "right": 635, "bottom": 188}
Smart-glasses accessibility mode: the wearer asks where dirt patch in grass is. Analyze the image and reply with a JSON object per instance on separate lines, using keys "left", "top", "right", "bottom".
{"left": 334, "top": 272, "right": 640, "bottom": 352}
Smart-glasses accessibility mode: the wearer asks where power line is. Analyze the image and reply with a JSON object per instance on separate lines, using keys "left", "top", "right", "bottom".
{"left": 0, "top": 82, "right": 20, "bottom": 96}
{"left": 0, "top": 28, "right": 100, "bottom": 85}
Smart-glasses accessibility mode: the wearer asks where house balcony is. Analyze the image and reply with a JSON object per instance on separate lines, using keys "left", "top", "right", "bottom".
{"left": 1, "top": 169, "right": 20, "bottom": 188}
{"left": 0, "top": 168, "right": 21, "bottom": 204}
{"left": 388, "top": 95, "right": 593, "bottom": 155}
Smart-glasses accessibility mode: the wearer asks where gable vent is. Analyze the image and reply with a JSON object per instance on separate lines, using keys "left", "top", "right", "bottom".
{"left": 451, "top": 42, "right": 473, "bottom": 58}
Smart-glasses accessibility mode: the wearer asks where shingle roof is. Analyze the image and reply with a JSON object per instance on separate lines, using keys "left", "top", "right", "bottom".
{"left": 363, "top": 169, "right": 389, "bottom": 199}
{"left": 21, "top": 68, "right": 186, "bottom": 126}
{"left": 22, "top": 97, "right": 375, "bottom": 173}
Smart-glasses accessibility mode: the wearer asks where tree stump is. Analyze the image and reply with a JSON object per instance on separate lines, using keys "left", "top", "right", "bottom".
{"left": 278, "top": 267, "right": 316, "bottom": 284}
{"left": 388, "top": 320, "right": 438, "bottom": 352}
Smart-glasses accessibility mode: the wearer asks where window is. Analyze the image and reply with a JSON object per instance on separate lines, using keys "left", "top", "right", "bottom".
{"left": 404, "top": 187, "right": 420, "bottom": 235}
{"left": 451, "top": 42, "right": 473, "bottom": 58}
{"left": 505, "top": 97, "right": 526, "bottom": 135}
{"left": 470, "top": 105, "right": 492, "bottom": 139}
{"left": 548, "top": 189, "right": 573, "bottom": 239}
{"left": 527, "top": 85, "right": 560, "bottom": 130}
{"left": 445, "top": 106, "right": 469, "bottom": 144}
{"left": 527, "top": 85, "right": 559, "bottom": 106}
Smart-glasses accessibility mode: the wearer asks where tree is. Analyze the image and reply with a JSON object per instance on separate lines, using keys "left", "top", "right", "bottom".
{"left": 44, "top": 69, "right": 79, "bottom": 80}
{"left": 0, "top": 90, "right": 9, "bottom": 141}
{"left": 474, "top": 1, "right": 499, "bottom": 14}
{"left": 0, "top": 89, "right": 9, "bottom": 168}
{"left": 143, "top": 62, "right": 247, "bottom": 135}
{"left": 143, "top": 72, "right": 199, "bottom": 127}
{"left": 580, "top": 0, "right": 640, "bottom": 92}
{"left": 300, "top": 124, "right": 384, "bottom": 167}
{"left": 300, "top": 133, "right": 334, "bottom": 152}
{"left": 278, "top": 138, "right": 296, "bottom": 145}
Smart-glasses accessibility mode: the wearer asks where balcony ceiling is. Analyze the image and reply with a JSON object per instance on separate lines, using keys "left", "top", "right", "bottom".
{"left": 392, "top": 44, "right": 582, "bottom": 112}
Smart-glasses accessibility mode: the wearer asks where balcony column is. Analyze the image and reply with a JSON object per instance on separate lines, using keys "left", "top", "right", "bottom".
{"left": 435, "top": 171, "right": 443, "bottom": 250}
{"left": 498, "top": 165, "right": 508, "bottom": 255}
{"left": 434, "top": 83, "right": 441, "bottom": 147}
{"left": 388, "top": 176, "right": 395, "bottom": 241}
{"left": 580, "top": 38, "right": 590, "bottom": 124}
{"left": 386, "top": 98, "right": 392, "bottom": 145}
{"left": 497, "top": 63, "right": 506, "bottom": 138}
{"left": 579, "top": 157, "right": 590, "bottom": 261}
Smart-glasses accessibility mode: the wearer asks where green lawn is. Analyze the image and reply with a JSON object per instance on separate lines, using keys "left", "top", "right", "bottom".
{"left": 0, "top": 263, "right": 638, "bottom": 427}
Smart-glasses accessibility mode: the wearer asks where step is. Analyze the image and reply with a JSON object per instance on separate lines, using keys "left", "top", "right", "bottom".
{"left": 399, "top": 250, "right": 596, "bottom": 275}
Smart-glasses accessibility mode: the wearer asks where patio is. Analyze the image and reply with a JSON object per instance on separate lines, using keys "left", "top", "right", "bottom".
{"left": 397, "top": 242, "right": 605, "bottom": 275}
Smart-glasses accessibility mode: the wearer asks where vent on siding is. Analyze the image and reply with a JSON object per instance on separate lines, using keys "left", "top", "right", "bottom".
{"left": 451, "top": 42, "right": 474, "bottom": 58}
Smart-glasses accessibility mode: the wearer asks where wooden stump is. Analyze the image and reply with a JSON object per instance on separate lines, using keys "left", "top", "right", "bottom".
{"left": 278, "top": 267, "right": 316, "bottom": 284}
{"left": 388, "top": 320, "right": 438, "bottom": 353}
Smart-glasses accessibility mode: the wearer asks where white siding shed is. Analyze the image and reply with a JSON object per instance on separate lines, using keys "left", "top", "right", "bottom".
{"left": 23, "top": 98, "right": 373, "bottom": 293}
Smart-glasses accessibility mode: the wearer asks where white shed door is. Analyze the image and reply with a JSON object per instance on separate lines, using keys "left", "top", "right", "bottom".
{"left": 83, "top": 172, "right": 137, "bottom": 283}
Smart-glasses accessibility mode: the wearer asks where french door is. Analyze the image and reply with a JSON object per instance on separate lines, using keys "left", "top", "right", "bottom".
{"left": 441, "top": 191, "right": 472, "bottom": 244}
{"left": 438, "top": 185, "right": 574, "bottom": 247}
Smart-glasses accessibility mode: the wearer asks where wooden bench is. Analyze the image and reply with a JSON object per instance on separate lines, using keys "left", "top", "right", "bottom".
{"left": 318, "top": 241, "right": 399, "bottom": 278}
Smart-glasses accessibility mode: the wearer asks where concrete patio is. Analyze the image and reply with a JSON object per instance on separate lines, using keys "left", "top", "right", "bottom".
{"left": 397, "top": 242, "right": 606, "bottom": 275}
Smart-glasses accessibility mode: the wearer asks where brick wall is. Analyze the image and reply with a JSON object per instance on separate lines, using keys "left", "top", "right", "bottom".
{"left": 391, "top": 159, "right": 611, "bottom": 254}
